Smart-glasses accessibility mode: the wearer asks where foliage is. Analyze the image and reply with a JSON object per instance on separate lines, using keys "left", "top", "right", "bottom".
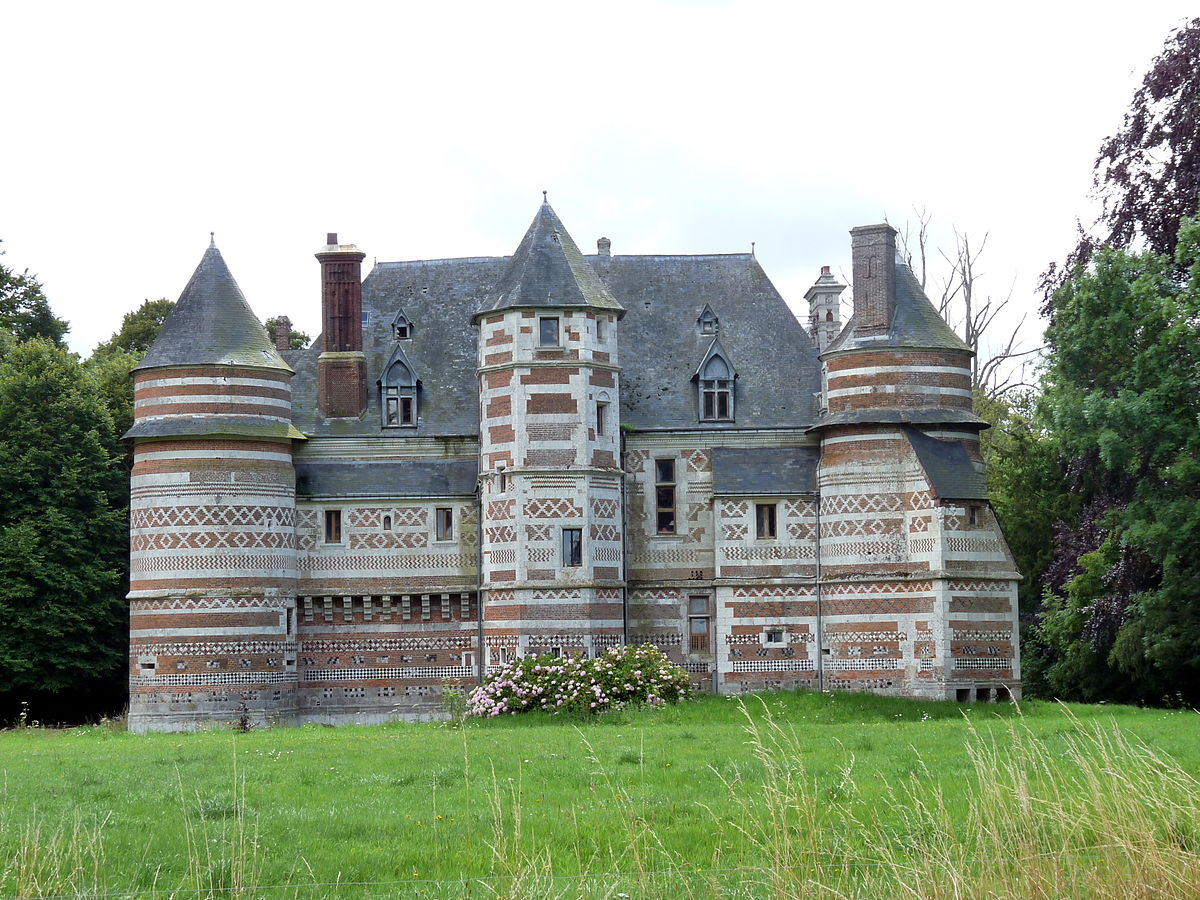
{"left": 467, "top": 644, "right": 690, "bottom": 717}
{"left": 0, "top": 341, "right": 129, "bottom": 718}
{"left": 1030, "top": 222, "right": 1200, "bottom": 704}
{"left": 0, "top": 243, "right": 68, "bottom": 347}
{"left": 264, "top": 317, "right": 311, "bottom": 350}
{"left": 1045, "top": 18, "right": 1200, "bottom": 302}
{"left": 91, "top": 298, "right": 174, "bottom": 358}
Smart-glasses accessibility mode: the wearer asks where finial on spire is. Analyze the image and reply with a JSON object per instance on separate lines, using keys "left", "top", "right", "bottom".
{"left": 209, "top": 232, "right": 216, "bottom": 248}
{"left": 542, "top": 190, "right": 548, "bottom": 204}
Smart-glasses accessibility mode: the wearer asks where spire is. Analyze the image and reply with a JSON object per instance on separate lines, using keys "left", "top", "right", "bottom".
{"left": 135, "top": 241, "right": 291, "bottom": 372}
{"left": 477, "top": 201, "right": 624, "bottom": 318}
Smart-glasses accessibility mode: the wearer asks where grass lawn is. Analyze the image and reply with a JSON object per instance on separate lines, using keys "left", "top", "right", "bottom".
{"left": 1, "top": 691, "right": 1198, "bottom": 898}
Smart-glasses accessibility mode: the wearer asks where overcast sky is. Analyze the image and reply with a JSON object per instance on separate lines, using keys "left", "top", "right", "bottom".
{"left": 3, "top": 2, "right": 1194, "bottom": 368}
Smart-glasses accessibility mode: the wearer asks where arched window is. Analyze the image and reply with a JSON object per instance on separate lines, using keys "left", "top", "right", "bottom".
{"left": 382, "top": 359, "right": 417, "bottom": 427}
{"left": 699, "top": 354, "right": 734, "bottom": 421}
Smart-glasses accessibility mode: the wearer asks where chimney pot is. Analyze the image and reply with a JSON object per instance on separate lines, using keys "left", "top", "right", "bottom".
{"left": 821, "top": 265, "right": 831, "bottom": 276}
{"left": 597, "top": 236, "right": 611, "bottom": 258}
{"left": 274, "top": 315, "right": 292, "bottom": 352}
{"left": 326, "top": 232, "right": 338, "bottom": 245}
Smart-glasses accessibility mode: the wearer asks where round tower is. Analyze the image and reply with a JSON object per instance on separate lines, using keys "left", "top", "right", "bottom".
{"left": 126, "top": 239, "right": 301, "bottom": 732}
{"left": 475, "top": 201, "right": 626, "bottom": 664}
{"left": 813, "top": 224, "right": 1019, "bottom": 701}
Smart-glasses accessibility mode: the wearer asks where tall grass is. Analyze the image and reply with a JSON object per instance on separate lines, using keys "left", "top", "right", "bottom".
{"left": 2, "top": 697, "right": 1198, "bottom": 898}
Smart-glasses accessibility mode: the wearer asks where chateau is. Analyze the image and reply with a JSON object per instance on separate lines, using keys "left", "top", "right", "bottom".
{"left": 126, "top": 200, "right": 1021, "bottom": 732}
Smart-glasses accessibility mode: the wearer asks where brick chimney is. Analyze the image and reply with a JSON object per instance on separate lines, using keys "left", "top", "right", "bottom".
{"left": 596, "top": 236, "right": 611, "bottom": 257}
{"left": 850, "top": 224, "right": 897, "bottom": 336}
{"left": 316, "top": 233, "right": 368, "bottom": 418}
{"left": 273, "top": 315, "right": 292, "bottom": 351}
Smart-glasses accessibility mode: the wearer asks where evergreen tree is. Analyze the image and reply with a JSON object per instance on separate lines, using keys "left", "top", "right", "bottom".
{"left": 91, "top": 298, "right": 174, "bottom": 358}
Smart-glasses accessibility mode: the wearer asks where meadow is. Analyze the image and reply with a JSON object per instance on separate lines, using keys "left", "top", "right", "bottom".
{"left": 1, "top": 691, "right": 1198, "bottom": 899}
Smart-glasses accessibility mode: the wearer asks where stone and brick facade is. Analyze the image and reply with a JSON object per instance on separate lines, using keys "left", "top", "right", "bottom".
{"left": 125, "top": 206, "right": 1020, "bottom": 731}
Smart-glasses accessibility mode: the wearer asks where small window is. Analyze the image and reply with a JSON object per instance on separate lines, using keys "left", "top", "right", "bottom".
{"left": 968, "top": 505, "right": 980, "bottom": 526}
{"left": 562, "top": 527, "right": 583, "bottom": 567}
{"left": 765, "top": 629, "right": 784, "bottom": 645}
{"left": 435, "top": 508, "right": 453, "bottom": 541}
{"left": 324, "top": 510, "right": 342, "bottom": 544}
{"left": 655, "top": 459, "right": 676, "bottom": 534}
{"left": 498, "top": 471, "right": 507, "bottom": 493}
{"left": 596, "top": 401, "right": 608, "bottom": 436}
{"left": 396, "top": 323, "right": 410, "bottom": 339}
{"left": 688, "top": 595, "right": 710, "bottom": 654}
{"left": 539, "top": 316, "right": 560, "bottom": 347}
{"left": 699, "top": 353, "right": 735, "bottom": 421}
{"left": 382, "top": 515, "right": 392, "bottom": 532}
{"left": 596, "top": 317, "right": 606, "bottom": 342}
{"left": 755, "top": 503, "right": 777, "bottom": 539}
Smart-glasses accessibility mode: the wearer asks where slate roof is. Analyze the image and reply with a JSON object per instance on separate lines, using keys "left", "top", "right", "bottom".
{"left": 288, "top": 251, "right": 823, "bottom": 437}
{"left": 137, "top": 240, "right": 290, "bottom": 373}
{"left": 904, "top": 427, "right": 988, "bottom": 500}
{"left": 124, "top": 415, "right": 305, "bottom": 441}
{"left": 477, "top": 202, "right": 624, "bottom": 317}
{"left": 824, "top": 259, "right": 970, "bottom": 355}
{"left": 711, "top": 447, "right": 819, "bottom": 495}
{"left": 295, "top": 459, "right": 478, "bottom": 499}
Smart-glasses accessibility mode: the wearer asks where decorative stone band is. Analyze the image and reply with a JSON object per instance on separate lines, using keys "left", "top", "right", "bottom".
{"left": 824, "top": 349, "right": 974, "bottom": 415}
{"left": 133, "top": 367, "right": 293, "bottom": 424}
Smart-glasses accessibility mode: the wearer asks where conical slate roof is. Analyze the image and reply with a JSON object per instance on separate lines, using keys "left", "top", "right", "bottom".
{"left": 135, "top": 239, "right": 291, "bottom": 372}
{"left": 823, "top": 259, "right": 970, "bottom": 355}
{"left": 477, "top": 201, "right": 624, "bottom": 317}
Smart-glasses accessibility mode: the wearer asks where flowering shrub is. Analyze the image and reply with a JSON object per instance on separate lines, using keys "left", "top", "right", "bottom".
{"left": 467, "top": 644, "right": 690, "bottom": 717}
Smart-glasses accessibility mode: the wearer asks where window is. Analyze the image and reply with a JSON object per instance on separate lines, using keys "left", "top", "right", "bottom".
{"left": 562, "top": 527, "right": 582, "bottom": 567}
{"left": 596, "top": 317, "right": 606, "bottom": 342}
{"left": 391, "top": 310, "right": 412, "bottom": 340}
{"left": 382, "top": 515, "right": 392, "bottom": 531}
{"left": 699, "top": 354, "right": 734, "bottom": 421}
{"left": 765, "top": 629, "right": 784, "bottom": 645}
{"left": 539, "top": 316, "right": 560, "bottom": 347}
{"left": 435, "top": 508, "right": 453, "bottom": 541}
{"left": 689, "top": 595, "right": 711, "bottom": 654}
{"left": 968, "top": 505, "right": 980, "bottom": 526}
{"left": 596, "top": 401, "right": 608, "bottom": 436}
{"left": 756, "top": 503, "right": 777, "bottom": 539}
{"left": 655, "top": 459, "right": 676, "bottom": 534}
{"left": 381, "top": 359, "right": 417, "bottom": 427}
{"left": 324, "top": 510, "right": 341, "bottom": 544}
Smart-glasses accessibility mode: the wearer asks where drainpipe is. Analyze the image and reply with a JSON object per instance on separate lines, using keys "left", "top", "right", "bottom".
{"left": 475, "top": 476, "right": 485, "bottom": 685}
{"left": 619, "top": 430, "right": 629, "bottom": 646}
{"left": 814, "top": 489, "right": 824, "bottom": 692}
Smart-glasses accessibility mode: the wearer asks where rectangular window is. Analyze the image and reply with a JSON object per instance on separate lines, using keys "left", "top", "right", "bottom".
{"left": 765, "top": 629, "right": 784, "bottom": 645}
{"left": 596, "top": 401, "right": 608, "bottom": 436}
{"left": 702, "top": 380, "right": 733, "bottom": 420}
{"left": 539, "top": 316, "right": 560, "bottom": 347}
{"left": 435, "top": 507, "right": 453, "bottom": 541}
{"left": 756, "top": 503, "right": 777, "bottom": 539}
{"left": 562, "top": 527, "right": 582, "bottom": 567}
{"left": 324, "top": 510, "right": 341, "bottom": 544}
{"left": 688, "top": 595, "right": 710, "bottom": 654}
{"left": 384, "top": 387, "right": 415, "bottom": 426}
{"left": 655, "top": 459, "right": 676, "bottom": 534}
{"left": 596, "top": 317, "right": 606, "bottom": 341}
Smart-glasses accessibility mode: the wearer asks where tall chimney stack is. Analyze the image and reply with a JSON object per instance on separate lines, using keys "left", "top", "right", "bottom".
{"left": 316, "top": 233, "right": 368, "bottom": 418}
{"left": 273, "top": 315, "right": 292, "bottom": 351}
{"left": 849, "top": 224, "right": 897, "bottom": 336}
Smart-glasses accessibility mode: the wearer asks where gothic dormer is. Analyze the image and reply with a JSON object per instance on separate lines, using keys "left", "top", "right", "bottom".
{"left": 391, "top": 309, "right": 413, "bottom": 341}
{"left": 379, "top": 343, "right": 420, "bottom": 427}
{"left": 697, "top": 304, "right": 720, "bottom": 335}
{"left": 694, "top": 338, "right": 737, "bottom": 421}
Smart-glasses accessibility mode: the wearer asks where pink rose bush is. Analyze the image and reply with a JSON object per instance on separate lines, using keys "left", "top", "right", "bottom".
{"left": 467, "top": 644, "right": 690, "bottom": 717}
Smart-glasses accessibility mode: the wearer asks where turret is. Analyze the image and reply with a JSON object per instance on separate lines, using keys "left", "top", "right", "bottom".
{"left": 474, "top": 200, "right": 625, "bottom": 662}
{"left": 125, "top": 238, "right": 301, "bottom": 732}
{"left": 804, "top": 265, "right": 845, "bottom": 352}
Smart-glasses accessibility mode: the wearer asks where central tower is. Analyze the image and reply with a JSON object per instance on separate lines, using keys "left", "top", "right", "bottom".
{"left": 474, "top": 201, "right": 626, "bottom": 663}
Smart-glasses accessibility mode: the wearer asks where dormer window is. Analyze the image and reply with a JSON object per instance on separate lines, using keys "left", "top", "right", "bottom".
{"left": 381, "top": 357, "right": 418, "bottom": 427}
{"left": 699, "top": 354, "right": 734, "bottom": 421}
{"left": 697, "top": 305, "right": 719, "bottom": 335}
{"left": 391, "top": 310, "right": 413, "bottom": 341}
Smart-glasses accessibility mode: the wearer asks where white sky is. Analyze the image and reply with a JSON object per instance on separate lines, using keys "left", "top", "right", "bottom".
{"left": 2, "top": 1, "right": 1195, "bottom": 367}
